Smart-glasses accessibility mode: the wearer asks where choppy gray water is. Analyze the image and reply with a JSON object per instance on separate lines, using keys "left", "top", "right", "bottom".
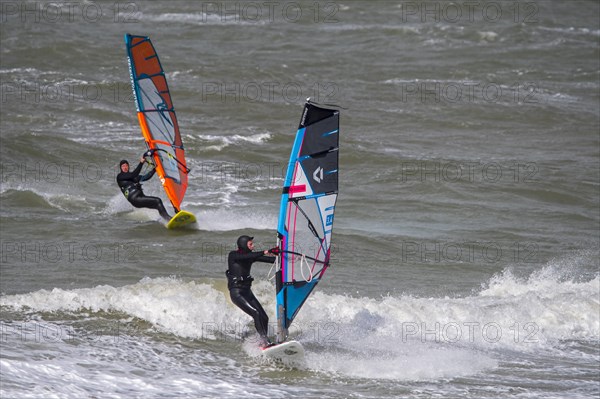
{"left": 1, "top": 1, "right": 599, "bottom": 398}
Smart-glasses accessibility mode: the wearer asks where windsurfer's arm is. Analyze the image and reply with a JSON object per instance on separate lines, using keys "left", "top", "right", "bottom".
{"left": 140, "top": 168, "right": 156, "bottom": 182}
{"left": 256, "top": 250, "right": 276, "bottom": 263}
{"left": 138, "top": 149, "right": 158, "bottom": 181}
{"left": 117, "top": 161, "right": 144, "bottom": 184}
{"left": 127, "top": 161, "right": 144, "bottom": 183}
{"left": 230, "top": 251, "right": 274, "bottom": 263}
{"left": 133, "top": 161, "right": 144, "bottom": 175}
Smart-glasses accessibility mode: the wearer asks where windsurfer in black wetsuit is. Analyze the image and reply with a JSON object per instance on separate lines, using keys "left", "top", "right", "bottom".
{"left": 227, "top": 235, "right": 279, "bottom": 348}
{"left": 116, "top": 151, "right": 171, "bottom": 221}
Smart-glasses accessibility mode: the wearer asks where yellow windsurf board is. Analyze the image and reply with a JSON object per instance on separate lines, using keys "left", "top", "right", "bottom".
{"left": 166, "top": 210, "right": 197, "bottom": 229}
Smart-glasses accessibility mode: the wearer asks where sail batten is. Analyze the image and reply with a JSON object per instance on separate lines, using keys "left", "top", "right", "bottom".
{"left": 124, "top": 33, "right": 189, "bottom": 213}
{"left": 275, "top": 101, "right": 339, "bottom": 343}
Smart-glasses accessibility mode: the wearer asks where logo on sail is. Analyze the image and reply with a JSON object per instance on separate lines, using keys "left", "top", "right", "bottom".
{"left": 313, "top": 166, "right": 324, "bottom": 183}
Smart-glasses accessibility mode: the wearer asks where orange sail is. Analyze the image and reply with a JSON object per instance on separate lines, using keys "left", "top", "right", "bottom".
{"left": 125, "top": 34, "right": 189, "bottom": 212}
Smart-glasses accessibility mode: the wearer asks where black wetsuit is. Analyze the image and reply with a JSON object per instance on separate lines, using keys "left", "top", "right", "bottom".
{"left": 226, "top": 249, "right": 275, "bottom": 344}
{"left": 116, "top": 162, "right": 170, "bottom": 220}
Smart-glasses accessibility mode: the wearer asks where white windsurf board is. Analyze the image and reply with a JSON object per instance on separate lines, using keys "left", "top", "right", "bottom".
{"left": 261, "top": 340, "right": 305, "bottom": 365}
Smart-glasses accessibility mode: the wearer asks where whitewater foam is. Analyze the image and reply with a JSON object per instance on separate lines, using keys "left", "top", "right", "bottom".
{"left": 194, "top": 132, "right": 272, "bottom": 152}
{"left": 193, "top": 207, "right": 276, "bottom": 232}
{"left": 1, "top": 257, "right": 597, "bottom": 382}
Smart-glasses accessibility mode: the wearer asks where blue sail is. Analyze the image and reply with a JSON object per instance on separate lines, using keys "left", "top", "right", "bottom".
{"left": 275, "top": 101, "right": 339, "bottom": 343}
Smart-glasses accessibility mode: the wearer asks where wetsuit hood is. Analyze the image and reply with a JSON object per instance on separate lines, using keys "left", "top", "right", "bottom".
{"left": 236, "top": 235, "right": 254, "bottom": 252}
